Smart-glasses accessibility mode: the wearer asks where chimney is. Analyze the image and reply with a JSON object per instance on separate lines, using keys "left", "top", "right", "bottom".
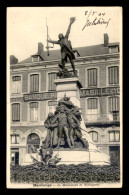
{"left": 104, "top": 33, "right": 109, "bottom": 47}
{"left": 10, "top": 55, "right": 18, "bottom": 65}
{"left": 38, "top": 42, "right": 44, "bottom": 55}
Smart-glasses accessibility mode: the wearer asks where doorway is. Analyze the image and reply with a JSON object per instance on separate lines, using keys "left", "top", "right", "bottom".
{"left": 11, "top": 149, "right": 19, "bottom": 165}
{"left": 109, "top": 146, "right": 120, "bottom": 165}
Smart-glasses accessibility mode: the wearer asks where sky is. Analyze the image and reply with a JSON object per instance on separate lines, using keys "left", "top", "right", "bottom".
{"left": 7, "top": 7, "right": 122, "bottom": 62}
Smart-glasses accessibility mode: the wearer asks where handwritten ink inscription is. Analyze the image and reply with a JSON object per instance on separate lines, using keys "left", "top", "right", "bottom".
{"left": 82, "top": 10, "right": 111, "bottom": 31}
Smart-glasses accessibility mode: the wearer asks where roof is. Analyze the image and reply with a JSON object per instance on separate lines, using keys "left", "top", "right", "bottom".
{"left": 18, "top": 42, "right": 119, "bottom": 64}
{"left": 108, "top": 42, "right": 120, "bottom": 47}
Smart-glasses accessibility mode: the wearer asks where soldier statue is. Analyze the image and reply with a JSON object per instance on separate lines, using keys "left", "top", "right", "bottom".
{"left": 44, "top": 95, "right": 89, "bottom": 149}
{"left": 51, "top": 104, "right": 72, "bottom": 148}
{"left": 44, "top": 112, "right": 58, "bottom": 148}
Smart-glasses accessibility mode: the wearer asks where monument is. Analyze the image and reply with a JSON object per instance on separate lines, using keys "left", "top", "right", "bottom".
{"left": 37, "top": 17, "right": 110, "bottom": 166}
{"left": 29, "top": 17, "right": 110, "bottom": 166}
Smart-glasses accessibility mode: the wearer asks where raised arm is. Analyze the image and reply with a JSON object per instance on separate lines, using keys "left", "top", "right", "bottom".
{"left": 48, "top": 40, "right": 59, "bottom": 44}
{"left": 65, "top": 17, "right": 76, "bottom": 39}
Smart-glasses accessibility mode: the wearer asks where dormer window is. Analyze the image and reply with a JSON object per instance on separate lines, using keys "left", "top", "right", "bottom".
{"left": 31, "top": 54, "right": 43, "bottom": 62}
{"left": 109, "top": 46, "right": 119, "bottom": 53}
{"left": 32, "top": 55, "right": 39, "bottom": 62}
{"left": 33, "top": 56, "right": 39, "bottom": 62}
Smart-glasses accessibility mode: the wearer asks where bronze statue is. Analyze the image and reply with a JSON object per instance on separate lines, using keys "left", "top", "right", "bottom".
{"left": 44, "top": 95, "right": 89, "bottom": 149}
{"left": 66, "top": 108, "right": 80, "bottom": 147}
{"left": 48, "top": 17, "right": 78, "bottom": 76}
{"left": 48, "top": 153, "right": 61, "bottom": 167}
{"left": 44, "top": 112, "right": 58, "bottom": 148}
{"left": 37, "top": 142, "right": 53, "bottom": 164}
{"left": 57, "top": 64, "right": 75, "bottom": 78}
{"left": 52, "top": 104, "right": 72, "bottom": 148}
{"left": 66, "top": 107, "right": 88, "bottom": 148}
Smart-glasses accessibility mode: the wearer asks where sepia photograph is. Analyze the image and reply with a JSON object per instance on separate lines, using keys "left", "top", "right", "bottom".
{"left": 7, "top": 7, "right": 122, "bottom": 188}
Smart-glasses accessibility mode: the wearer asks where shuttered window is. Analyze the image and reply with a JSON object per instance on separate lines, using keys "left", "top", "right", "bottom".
{"left": 30, "top": 74, "right": 39, "bottom": 92}
{"left": 109, "top": 131, "right": 120, "bottom": 142}
{"left": 108, "top": 66, "right": 119, "bottom": 85}
{"left": 11, "top": 135, "right": 20, "bottom": 144}
{"left": 30, "top": 102, "right": 39, "bottom": 121}
{"left": 48, "top": 73, "right": 57, "bottom": 91}
{"left": 87, "top": 98, "right": 98, "bottom": 109}
{"left": 108, "top": 97, "right": 119, "bottom": 112}
{"left": 12, "top": 76, "right": 21, "bottom": 94}
{"left": 12, "top": 103, "right": 20, "bottom": 122}
{"left": 87, "top": 68, "right": 97, "bottom": 87}
{"left": 89, "top": 131, "right": 98, "bottom": 142}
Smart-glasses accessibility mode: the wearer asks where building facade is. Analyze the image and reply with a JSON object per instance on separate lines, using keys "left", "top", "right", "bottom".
{"left": 10, "top": 34, "right": 120, "bottom": 165}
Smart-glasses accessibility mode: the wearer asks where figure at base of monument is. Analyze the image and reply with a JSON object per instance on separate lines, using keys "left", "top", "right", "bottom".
{"left": 44, "top": 95, "right": 89, "bottom": 149}
{"left": 66, "top": 107, "right": 89, "bottom": 149}
{"left": 52, "top": 104, "right": 73, "bottom": 149}
{"left": 48, "top": 153, "right": 61, "bottom": 167}
{"left": 44, "top": 112, "right": 58, "bottom": 148}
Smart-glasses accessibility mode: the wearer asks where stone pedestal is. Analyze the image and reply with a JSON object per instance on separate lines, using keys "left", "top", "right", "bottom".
{"left": 54, "top": 77, "right": 82, "bottom": 107}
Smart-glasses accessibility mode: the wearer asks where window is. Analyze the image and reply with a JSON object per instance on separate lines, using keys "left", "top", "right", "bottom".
{"left": 29, "top": 102, "right": 39, "bottom": 121}
{"left": 12, "top": 103, "right": 20, "bottom": 122}
{"left": 87, "top": 68, "right": 97, "bottom": 87}
{"left": 48, "top": 73, "right": 57, "bottom": 91}
{"left": 108, "top": 66, "right": 119, "bottom": 85}
{"left": 87, "top": 98, "right": 98, "bottom": 109}
{"left": 89, "top": 131, "right": 98, "bottom": 142}
{"left": 30, "top": 74, "right": 39, "bottom": 92}
{"left": 11, "top": 135, "right": 20, "bottom": 144}
{"left": 108, "top": 97, "right": 119, "bottom": 112}
{"left": 109, "top": 131, "right": 120, "bottom": 142}
{"left": 33, "top": 57, "right": 39, "bottom": 62}
{"left": 48, "top": 101, "right": 57, "bottom": 114}
{"left": 11, "top": 76, "right": 21, "bottom": 94}
{"left": 109, "top": 46, "right": 119, "bottom": 53}
{"left": 27, "top": 133, "right": 40, "bottom": 144}
{"left": 86, "top": 98, "right": 98, "bottom": 121}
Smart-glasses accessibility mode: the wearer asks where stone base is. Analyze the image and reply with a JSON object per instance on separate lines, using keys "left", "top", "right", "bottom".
{"left": 21, "top": 148, "right": 110, "bottom": 166}
{"left": 53, "top": 150, "right": 89, "bottom": 165}
{"left": 53, "top": 149, "right": 110, "bottom": 166}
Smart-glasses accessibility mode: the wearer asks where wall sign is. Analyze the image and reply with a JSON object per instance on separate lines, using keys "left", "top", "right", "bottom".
{"left": 23, "top": 92, "right": 57, "bottom": 101}
{"left": 80, "top": 87, "right": 120, "bottom": 97}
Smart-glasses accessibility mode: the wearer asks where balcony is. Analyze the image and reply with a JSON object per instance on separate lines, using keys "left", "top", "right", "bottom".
{"left": 84, "top": 111, "right": 120, "bottom": 126}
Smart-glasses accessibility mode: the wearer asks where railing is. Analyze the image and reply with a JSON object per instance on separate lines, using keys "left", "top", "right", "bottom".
{"left": 84, "top": 112, "right": 120, "bottom": 124}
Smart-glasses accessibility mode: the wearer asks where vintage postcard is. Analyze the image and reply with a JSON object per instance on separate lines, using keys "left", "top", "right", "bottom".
{"left": 7, "top": 7, "right": 122, "bottom": 188}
